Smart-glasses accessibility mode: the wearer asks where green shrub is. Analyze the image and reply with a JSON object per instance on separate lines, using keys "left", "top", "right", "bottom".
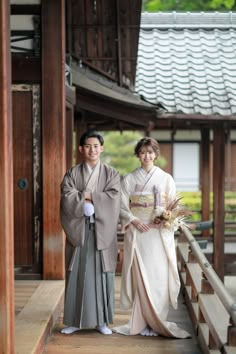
{"left": 180, "top": 191, "right": 236, "bottom": 222}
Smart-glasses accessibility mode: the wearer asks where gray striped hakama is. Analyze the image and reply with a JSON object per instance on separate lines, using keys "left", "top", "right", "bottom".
{"left": 63, "top": 217, "right": 115, "bottom": 328}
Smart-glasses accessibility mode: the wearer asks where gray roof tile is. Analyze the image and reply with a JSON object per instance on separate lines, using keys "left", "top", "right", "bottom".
{"left": 135, "top": 12, "right": 236, "bottom": 115}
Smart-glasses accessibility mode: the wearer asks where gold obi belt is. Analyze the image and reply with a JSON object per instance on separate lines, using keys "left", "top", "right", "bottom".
{"left": 129, "top": 194, "right": 155, "bottom": 222}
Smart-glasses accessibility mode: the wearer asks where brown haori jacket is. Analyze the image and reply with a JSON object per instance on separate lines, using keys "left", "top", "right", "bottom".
{"left": 60, "top": 162, "right": 120, "bottom": 273}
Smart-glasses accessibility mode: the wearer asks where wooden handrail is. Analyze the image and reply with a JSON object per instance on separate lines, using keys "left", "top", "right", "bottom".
{"left": 181, "top": 224, "right": 236, "bottom": 326}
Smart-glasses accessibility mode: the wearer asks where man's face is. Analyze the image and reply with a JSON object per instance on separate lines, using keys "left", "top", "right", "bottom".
{"left": 79, "top": 137, "right": 104, "bottom": 166}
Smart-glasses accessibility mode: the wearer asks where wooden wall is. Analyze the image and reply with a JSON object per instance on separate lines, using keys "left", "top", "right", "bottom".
{"left": 67, "top": 0, "right": 142, "bottom": 86}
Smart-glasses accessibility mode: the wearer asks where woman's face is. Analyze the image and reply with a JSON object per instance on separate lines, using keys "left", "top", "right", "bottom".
{"left": 138, "top": 145, "right": 156, "bottom": 170}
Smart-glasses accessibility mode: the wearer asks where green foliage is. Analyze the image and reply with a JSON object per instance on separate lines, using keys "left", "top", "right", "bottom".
{"left": 101, "top": 131, "right": 143, "bottom": 176}
{"left": 180, "top": 191, "right": 236, "bottom": 222}
{"left": 100, "top": 131, "right": 167, "bottom": 176}
{"left": 210, "top": 0, "right": 236, "bottom": 10}
{"left": 142, "top": 0, "right": 236, "bottom": 11}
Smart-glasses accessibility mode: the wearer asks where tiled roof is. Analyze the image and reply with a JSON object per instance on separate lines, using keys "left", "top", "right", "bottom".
{"left": 135, "top": 12, "right": 236, "bottom": 116}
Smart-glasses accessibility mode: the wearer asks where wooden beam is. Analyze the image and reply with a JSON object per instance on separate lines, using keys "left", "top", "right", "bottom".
{"left": 201, "top": 128, "right": 211, "bottom": 237}
{"left": 161, "top": 112, "right": 236, "bottom": 123}
{"left": 11, "top": 4, "right": 40, "bottom": 15}
{"left": 12, "top": 56, "right": 41, "bottom": 83}
{"left": 0, "top": 1, "right": 15, "bottom": 353}
{"left": 213, "top": 124, "right": 225, "bottom": 280}
{"left": 65, "top": 84, "right": 76, "bottom": 106}
{"left": 41, "top": 0, "right": 66, "bottom": 280}
{"left": 76, "top": 89, "right": 156, "bottom": 127}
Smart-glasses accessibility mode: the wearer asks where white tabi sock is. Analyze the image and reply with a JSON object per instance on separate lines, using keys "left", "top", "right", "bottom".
{"left": 149, "top": 328, "right": 158, "bottom": 336}
{"left": 61, "top": 326, "right": 80, "bottom": 334}
{"left": 96, "top": 325, "right": 112, "bottom": 335}
{"left": 140, "top": 327, "right": 150, "bottom": 336}
{"left": 140, "top": 326, "right": 158, "bottom": 336}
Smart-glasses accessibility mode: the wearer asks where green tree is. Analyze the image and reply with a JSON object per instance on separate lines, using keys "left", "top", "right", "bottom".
{"left": 101, "top": 131, "right": 167, "bottom": 176}
{"left": 101, "top": 131, "right": 143, "bottom": 176}
{"left": 142, "top": 0, "right": 236, "bottom": 12}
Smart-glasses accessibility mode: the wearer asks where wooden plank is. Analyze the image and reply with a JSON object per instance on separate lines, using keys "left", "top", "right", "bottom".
{"left": 41, "top": 0, "right": 66, "bottom": 279}
{"left": 183, "top": 285, "right": 199, "bottom": 328}
{"left": 0, "top": 1, "right": 15, "bottom": 353}
{"left": 198, "top": 323, "right": 221, "bottom": 353}
{"left": 15, "top": 281, "right": 64, "bottom": 354}
{"left": 198, "top": 293, "right": 230, "bottom": 348}
{"left": 15, "top": 280, "right": 41, "bottom": 315}
{"left": 177, "top": 242, "right": 189, "bottom": 264}
{"left": 186, "top": 263, "right": 202, "bottom": 301}
{"left": 43, "top": 276, "right": 202, "bottom": 354}
{"left": 198, "top": 323, "right": 211, "bottom": 354}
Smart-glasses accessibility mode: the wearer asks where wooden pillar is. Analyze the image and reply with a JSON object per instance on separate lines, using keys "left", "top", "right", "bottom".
{"left": 0, "top": 0, "right": 15, "bottom": 352}
{"left": 66, "top": 106, "right": 74, "bottom": 170}
{"left": 42, "top": 0, "right": 66, "bottom": 279}
{"left": 213, "top": 123, "right": 225, "bottom": 281}
{"left": 75, "top": 111, "right": 87, "bottom": 164}
{"left": 201, "top": 128, "right": 210, "bottom": 237}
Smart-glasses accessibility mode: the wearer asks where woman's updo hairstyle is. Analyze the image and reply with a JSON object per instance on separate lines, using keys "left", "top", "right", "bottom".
{"left": 134, "top": 137, "right": 160, "bottom": 159}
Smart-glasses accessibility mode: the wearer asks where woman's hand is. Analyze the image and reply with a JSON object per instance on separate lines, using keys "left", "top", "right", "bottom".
{"left": 131, "top": 218, "right": 150, "bottom": 232}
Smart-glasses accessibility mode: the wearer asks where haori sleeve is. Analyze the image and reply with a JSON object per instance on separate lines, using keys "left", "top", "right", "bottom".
{"left": 60, "top": 169, "right": 84, "bottom": 219}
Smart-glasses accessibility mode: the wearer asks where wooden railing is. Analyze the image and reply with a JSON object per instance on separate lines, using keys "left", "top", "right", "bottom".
{"left": 177, "top": 225, "right": 236, "bottom": 354}
{"left": 182, "top": 220, "right": 236, "bottom": 275}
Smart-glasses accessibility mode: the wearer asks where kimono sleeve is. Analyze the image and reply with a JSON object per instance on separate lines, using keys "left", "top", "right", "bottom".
{"left": 165, "top": 174, "right": 177, "bottom": 203}
{"left": 91, "top": 167, "right": 121, "bottom": 250}
{"left": 60, "top": 168, "right": 85, "bottom": 246}
{"left": 60, "top": 169, "right": 84, "bottom": 218}
{"left": 120, "top": 174, "right": 137, "bottom": 231}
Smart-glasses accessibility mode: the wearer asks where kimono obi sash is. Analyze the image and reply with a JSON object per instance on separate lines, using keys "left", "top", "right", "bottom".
{"left": 129, "top": 194, "right": 155, "bottom": 223}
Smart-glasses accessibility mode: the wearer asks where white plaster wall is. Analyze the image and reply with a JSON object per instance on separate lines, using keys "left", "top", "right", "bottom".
{"left": 173, "top": 143, "right": 200, "bottom": 191}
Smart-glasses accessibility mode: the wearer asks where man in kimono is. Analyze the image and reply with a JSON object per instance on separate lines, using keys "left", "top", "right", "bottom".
{"left": 60, "top": 129, "right": 120, "bottom": 335}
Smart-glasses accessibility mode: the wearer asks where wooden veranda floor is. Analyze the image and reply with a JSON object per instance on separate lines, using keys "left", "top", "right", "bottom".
{"left": 42, "top": 276, "right": 202, "bottom": 354}
{"left": 14, "top": 275, "right": 236, "bottom": 353}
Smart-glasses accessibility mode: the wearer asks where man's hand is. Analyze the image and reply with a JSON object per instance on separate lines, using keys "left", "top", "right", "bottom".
{"left": 84, "top": 191, "right": 93, "bottom": 202}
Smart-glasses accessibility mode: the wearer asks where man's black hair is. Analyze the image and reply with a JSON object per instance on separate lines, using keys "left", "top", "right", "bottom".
{"left": 79, "top": 129, "right": 104, "bottom": 146}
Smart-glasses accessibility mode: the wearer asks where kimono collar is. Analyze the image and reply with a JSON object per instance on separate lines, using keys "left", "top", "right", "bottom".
{"left": 140, "top": 166, "right": 157, "bottom": 180}
{"left": 83, "top": 160, "right": 101, "bottom": 192}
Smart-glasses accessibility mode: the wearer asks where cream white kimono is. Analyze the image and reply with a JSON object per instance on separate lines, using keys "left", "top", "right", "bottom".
{"left": 113, "top": 166, "right": 190, "bottom": 338}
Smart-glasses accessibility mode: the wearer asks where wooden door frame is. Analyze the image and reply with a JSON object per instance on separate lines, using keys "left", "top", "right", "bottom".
{"left": 12, "top": 84, "right": 42, "bottom": 277}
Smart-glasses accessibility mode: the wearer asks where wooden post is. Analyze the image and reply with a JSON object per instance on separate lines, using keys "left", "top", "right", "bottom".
{"left": 0, "top": 0, "right": 15, "bottom": 352}
{"left": 213, "top": 124, "right": 225, "bottom": 281}
{"left": 200, "top": 128, "right": 210, "bottom": 237}
{"left": 74, "top": 111, "right": 87, "bottom": 164}
{"left": 66, "top": 107, "right": 74, "bottom": 170}
{"left": 41, "top": 0, "right": 66, "bottom": 279}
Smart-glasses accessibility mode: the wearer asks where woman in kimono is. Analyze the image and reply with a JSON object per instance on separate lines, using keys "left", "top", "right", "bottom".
{"left": 113, "top": 137, "right": 190, "bottom": 338}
